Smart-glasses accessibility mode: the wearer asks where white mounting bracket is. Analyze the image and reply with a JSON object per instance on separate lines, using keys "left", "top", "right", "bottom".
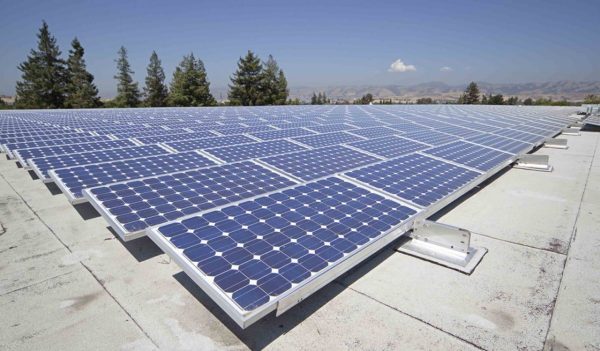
{"left": 514, "top": 154, "right": 552, "bottom": 172}
{"left": 543, "top": 138, "right": 568, "bottom": 149}
{"left": 396, "top": 219, "right": 487, "bottom": 274}
{"left": 571, "top": 121, "right": 584, "bottom": 128}
{"left": 562, "top": 127, "right": 580, "bottom": 136}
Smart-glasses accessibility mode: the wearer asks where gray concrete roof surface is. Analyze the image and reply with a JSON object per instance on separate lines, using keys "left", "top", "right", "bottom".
{"left": 0, "top": 128, "right": 599, "bottom": 351}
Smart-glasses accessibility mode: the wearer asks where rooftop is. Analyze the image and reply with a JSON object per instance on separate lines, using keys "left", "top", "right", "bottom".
{"left": 1, "top": 114, "right": 599, "bottom": 351}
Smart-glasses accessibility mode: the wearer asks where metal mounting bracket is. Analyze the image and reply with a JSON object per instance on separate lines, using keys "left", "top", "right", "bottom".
{"left": 543, "top": 138, "right": 568, "bottom": 149}
{"left": 396, "top": 219, "right": 487, "bottom": 274}
{"left": 514, "top": 154, "right": 552, "bottom": 172}
{"left": 562, "top": 127, "right": 580, "bottom": 136}
{"left": 571, "top": 121, "right": 584, "bottom": 128}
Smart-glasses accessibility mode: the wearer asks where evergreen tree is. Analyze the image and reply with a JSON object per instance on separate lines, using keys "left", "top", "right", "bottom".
{"left": 258, "top": 55, "right": 289, "bottom": 105}
{"left": 481, "top": 94, "right": 488, "bottom": 104}
{"left": 113, "top": 46, "right": 140, "bottom": 107}
{"left": 464, "top": 82, "right": 480, "bottom": 104}
{"left": 65, "top": 38, "right": 100, "bottom": 108}
{"left": 143, "top": 51, "right": 168, "bottom": 107}
{"left": 228, "top": 50, "right": 263, "bottom": 106}
{"left": 169, "top": 53, "right": 216, "bottom": 107}
{"left": 523, "top": 98, "right": 533, "bottom": 105}
{"left": 15, "top": 21, "right": 67, "bottom": 109}
{"left": 276, "top": 70, "right": 289, "bottom": 104}
{"left": 311, "top": 92, "right": 318, "bottom": 105}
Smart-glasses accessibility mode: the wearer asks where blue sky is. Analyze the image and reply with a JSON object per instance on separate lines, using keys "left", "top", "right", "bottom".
{"left": 1, "top": 0, "right": 599, "bottom": 97}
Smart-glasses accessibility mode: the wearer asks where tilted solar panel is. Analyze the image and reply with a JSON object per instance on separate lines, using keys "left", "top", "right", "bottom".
{"left": 147, "top": 176, "right": 418, "bottom": 326}
{"left": 348, "top": 135, "right": 430, "bottom": 159}
{"left": 204, "top": 140, "right": 308, "bottom": 163}
{"left": 260, "top": 145, "right": 381, "bottom": 181}
{"left": 84, "top": 161, "right": 298, "bottom": 240}
{"left": 50, "top": 151, "right": 216, "bottom": 203}
{"left": 422, "top": 140, "right": 513, "bottom": 171}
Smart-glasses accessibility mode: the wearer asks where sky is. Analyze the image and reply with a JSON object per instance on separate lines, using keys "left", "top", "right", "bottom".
{"left": 1, "top": 0, "right": 599, "bottom": 98}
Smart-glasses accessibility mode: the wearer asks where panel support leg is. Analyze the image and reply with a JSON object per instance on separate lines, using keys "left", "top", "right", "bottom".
{"left": 396, "top": 219, "right": 487, "bottom": 274}
{"left": 562, "top": 127, "right": 580, "bottom": 136}
{"left": 513, "top": 154, "right": 552, "bottom": 172}
{"left": 544, "top": 138, "right": 568, "bottom": 149}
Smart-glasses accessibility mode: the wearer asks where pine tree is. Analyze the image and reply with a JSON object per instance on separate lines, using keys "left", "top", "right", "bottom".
{"left": 15, "top": 21, "right": 67, "bottom": 109}
{"left": 113, "top": 46, "right": 140, "bottom": 107}
{"left": 169, "top": 53, "right": 216, "bottom": 107}
{"left": 276, "top": 70, "right": 289, "bottom": 104}
{"left": 228, "top": 50, "right": 263, "bottom": 106}
{"left": 311, "top": 92, "right": 318, "bottom": 105}
{"left": 464, "top": 82, "right": 480, "bottom": 104}
{"left": 143, "top": 51, "right": 168, "bottom": 107}
{"left": 258, "top": 55, "right": 289, "bottom": 105}
{"left": 65, "top": 38, "right": 100, "bottom": 108}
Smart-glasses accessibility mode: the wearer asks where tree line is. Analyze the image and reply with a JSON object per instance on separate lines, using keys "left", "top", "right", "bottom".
{"left": 13, "top": 21, "right": 289, "bottom": 109}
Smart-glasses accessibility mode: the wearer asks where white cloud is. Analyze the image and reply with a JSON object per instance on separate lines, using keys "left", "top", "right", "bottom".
{"left": 388, "top": 59, "right": 416, "bottom": 73}
{"left": 440, "top": 66, "right": 453, "bottom": 72}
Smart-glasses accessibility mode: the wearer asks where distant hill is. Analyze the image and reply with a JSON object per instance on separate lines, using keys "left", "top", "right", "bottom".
{"left": 288, "top": 81, "right": 600, "bottom": 102}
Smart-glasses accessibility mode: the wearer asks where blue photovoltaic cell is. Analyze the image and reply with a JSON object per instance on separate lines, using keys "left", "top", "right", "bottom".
{"left": 493, "top": 129, "right": 546, "bottom": 144}
{"left": 292, "top": 131, "right": 364, "bottom": 148}
{"left": 345, "top": 154, "right": 481, "bottom": 207}
{"left": 1, "top": 132, "right": 91, "bottom": 145}
{"left": 53, "top": 151, "right": 216, "bottom": 200}
{"left": 213, "top": 126, "right": 277, "bottom": 135}
{"left": 305, "top": 124, "right": 356, "bottom": 133}
{"left": 436, "top": 125, "right": 482, "bottom": 138}
{"left": 385, "top": 123, "right": 431, "bottom": 133}
{"left": 135, "top": 131, "right": 217, "bottom": 144}
{"left": 250, "top": 128, "right": 316, "bottom": 141}
{"left": 205, "top": 140, "right": 307, "bottom": 162}
{"left": 154, "top": 177, "right": 417, "bottom": 311}
{"left": 348, "top": 126, "right": 399, "bottom": 139}
{"left": 164, "top": 135, "right": 255, "bottom": 152}
{"left": 401, "top": 130, "right": 458, "bottom": 146}
{"left": 466, "top": 133, "right": 532, "bottom": 154}
{"left": 423, "top": 140, "right": 513, "bottom": 171}
{"left": 260, "top": 145, "right": 380, "bottom": 181}
{"left": 5, "top": 135, "right": 110, "bottom": 154}
{"left": 29, "top": 145, "right": 169, "bottom": 179}
{"left": 14, "top": 139, "right": 137, "bottom": 163}
{"left": 348, "top": 136, "right": 429, "bottom": 159}
{"left": 87, "top": 161, "right": 297, "bottom": 233}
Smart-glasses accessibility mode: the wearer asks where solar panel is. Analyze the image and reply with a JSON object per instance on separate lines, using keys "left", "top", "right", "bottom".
{"left": 135, "top": 131, "right": 217, "bottom": 144}
{"left": 147, "top": 176, "right": 418, "bottom": 325}
{"left": 492, "top": 129, "right": 546, "bottom": 144}
{"left": 292, "top": 131, "right": 364, "bottom": 148}
{"left": 250, "top": 128, "right": 316, "bottom": 141}
{"left": 13, "top": 139, "right": 137, "bottom": 167}
{"left": 260, "top": 145, "right": 380, "bottom": 181}
{"left": 348, "top": 136, "right": 430, "bottom": 159}
{"left": 84, "top": 161, "right": 298, "bottom": 239}
{"left": 347, "top": 126, "right": 399, "bottom": 139}
{"left": 29, "top": 145, "right": 170, "bottom": 181}
{"left": 163, "top": 135, "right": 255, "bottom": 152}
{"left": 305, "top": 123, "right": 356, "bottom": 133}
{"left": 466, "top": 133, "right": 533, "bottom": 154}
{"left": 401, "top": 129, "right": 458, "bottom": 146}
{"left": 345, "top": 154, "right": 481, "bottom": 207}
{"left": 50, "top": 151, "right": 216, "bottom": 203}
{"left": 422, "top": 140, "right": 513, "bottom": 171}
{"left": 204, "top": 140, "right": 308, "bottom": 163}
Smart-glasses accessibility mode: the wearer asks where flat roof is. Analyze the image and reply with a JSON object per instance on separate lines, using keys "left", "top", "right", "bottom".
{"left": 0, "top": 127, "right": 599, "bottom": 350}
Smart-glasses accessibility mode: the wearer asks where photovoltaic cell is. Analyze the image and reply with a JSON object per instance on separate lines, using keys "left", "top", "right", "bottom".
{"left": 292, "top": 131, "right": 364, "bottom": 148}
{"left": 347, "top": 126, "right": 399, "bottom": 139}
{"left": 466, "top": 133, "right": 532, "bottom": 154}
{"left": 4, "top": 135, "right": 110, "bottom": 155}
{"left": 86, "top": 161, "right": 297, "bottom": 236}
{"left": 205, "top": 140, "right": 308, "bottom": 162}
{"left": 51, "top": 151, "right": 216, "bottom": 202}
{"left": 422, "top": 140, "right": 513, "bottom": 171}
{"left": 348, "top": 136, "right": 429, "bottom": 159}
{"left": 29, "top": 145, "right": 170, "bottom": 180}
{"left": 305, "top": 124, "right": 356, "bottom": 133}
{"left": 135, "top": 131, "right": 217, "bottom": 144}
{"left": 164, "top": 135, "right": 255, "bottom": 152}
{"left": 260, "top": 145, "right": 380, "bottom": 181}
{"left": 345, "top": 154, "right": 481, "bottom": 207}
{"left": 14, "top": 139, "right": 137, "bottom": 165}
{"left": 401, "top": 130, "right": 457, "bottom": 146}
{"left": 250, "top": 128, "right": 316, "bottom": 141}
{"left": 151, "top": 177, "right": 417, "bottom": 312}
{"left": 493, "top": 129, "right": 546, "bottom": 144}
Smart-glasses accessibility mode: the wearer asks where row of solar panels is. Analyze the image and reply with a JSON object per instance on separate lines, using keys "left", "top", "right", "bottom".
{"left": 0, "top": 106, "right": 579, "bottom": 327}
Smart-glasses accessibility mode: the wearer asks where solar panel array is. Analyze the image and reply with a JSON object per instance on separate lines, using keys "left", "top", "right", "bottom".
{"left": 0, "top": 105, "right": 578, "bottom": 328}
